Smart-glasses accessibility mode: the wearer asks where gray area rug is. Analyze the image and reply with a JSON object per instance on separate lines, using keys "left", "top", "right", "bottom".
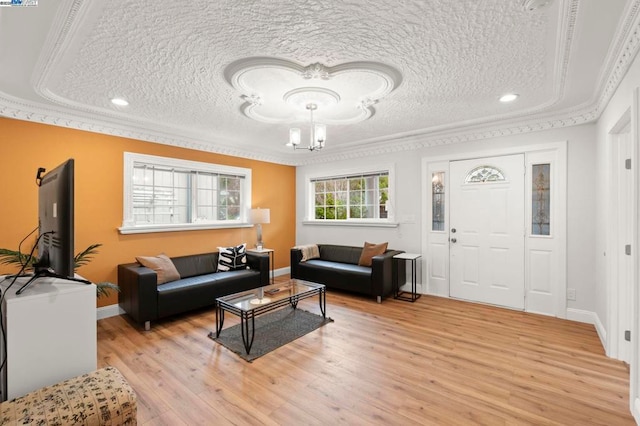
{"left": 208, "top": 307, "right": 333, "bottom": 362}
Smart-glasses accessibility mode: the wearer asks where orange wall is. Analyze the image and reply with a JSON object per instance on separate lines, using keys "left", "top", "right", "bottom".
{"left": 0, "top": 117, "right": 296, "bottom": 307}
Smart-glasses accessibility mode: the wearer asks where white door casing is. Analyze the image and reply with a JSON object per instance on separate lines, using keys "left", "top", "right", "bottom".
{"left": 449, "top": 155, "right": 525, "bottom": 310}
{"left": 422, "top": 141, "right": 567, "bottom": 318}
{"left": 620, "top": 130, "right": 633, "bottom": 363}
{"left": 619, "top": 126, "right": 632, "bottom": 363}
{"left": 607, "top": 109, "right": 633, "bottom": 363}
{"left": 630, "top": 87, "right": 640, "bottom": 425}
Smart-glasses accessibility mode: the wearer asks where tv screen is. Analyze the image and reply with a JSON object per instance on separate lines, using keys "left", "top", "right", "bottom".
{"left": 36, "top": 158, "right": 75, "bottom": 278}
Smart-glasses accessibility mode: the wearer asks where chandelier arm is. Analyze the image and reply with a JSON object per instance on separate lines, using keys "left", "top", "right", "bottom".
{"left": 309, "top": 105, "right": 313, "bottom": 148}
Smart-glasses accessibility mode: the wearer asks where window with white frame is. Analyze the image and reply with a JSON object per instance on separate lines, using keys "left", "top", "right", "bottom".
{"left": 119, "top": 153, "right": 252, "bottom": 234}
{"left": 310, "top": 170, "right": 391, "bottom": 222}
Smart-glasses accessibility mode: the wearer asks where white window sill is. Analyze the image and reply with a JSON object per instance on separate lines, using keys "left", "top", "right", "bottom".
{"left": 301, "top": 220, "right": 399, "bottom": 228}
{"left": 119, "top": 223, "right": 253, "bottom": 235}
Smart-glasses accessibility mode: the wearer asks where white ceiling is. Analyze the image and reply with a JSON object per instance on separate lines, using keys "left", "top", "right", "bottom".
{"left": 0, "top": 0, "right": 637, "bottom": 165}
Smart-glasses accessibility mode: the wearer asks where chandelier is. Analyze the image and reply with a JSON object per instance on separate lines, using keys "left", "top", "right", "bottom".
{"left": 286, "top": 103, "right": 327, "bottom": 151}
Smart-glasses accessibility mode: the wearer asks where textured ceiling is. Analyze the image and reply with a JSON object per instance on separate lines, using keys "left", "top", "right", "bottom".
{"left": 0, "top": 0, "right": 637, "bottom": 165}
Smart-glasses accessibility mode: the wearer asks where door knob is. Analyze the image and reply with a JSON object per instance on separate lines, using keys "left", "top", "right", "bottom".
{"left": 451, "top": 238, "right": 457, "bottom": 243}
{"left": 451, "top": 228, "right": 456, "bottom": 233}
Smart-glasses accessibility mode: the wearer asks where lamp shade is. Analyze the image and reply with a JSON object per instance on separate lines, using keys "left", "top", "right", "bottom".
{"left": 289, "top": 128, "right": 301, "bottom": 146}
{"left": 315, "top": 123, "right": 326, "bottom": 142}
{"left": 249, "top": 208, "right": 270, "bottom": 224}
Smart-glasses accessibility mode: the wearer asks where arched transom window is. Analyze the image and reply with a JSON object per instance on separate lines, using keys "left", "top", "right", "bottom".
{"left": 464, "top": 165, "right": 506, "bottom": 183}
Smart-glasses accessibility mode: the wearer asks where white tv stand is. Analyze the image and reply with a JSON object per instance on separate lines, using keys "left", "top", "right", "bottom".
{"left": 0, "top": 275, "right": 97, "bottom": 401}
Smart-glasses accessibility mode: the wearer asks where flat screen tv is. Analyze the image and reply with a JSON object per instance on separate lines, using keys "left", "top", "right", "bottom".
{"left": 17, "top": 159, "right": 90, "bottom": 294}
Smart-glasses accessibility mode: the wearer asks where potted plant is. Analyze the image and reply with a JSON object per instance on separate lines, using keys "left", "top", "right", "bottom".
{"left": 0, "top": 243, "right": 118, "bottom": 298}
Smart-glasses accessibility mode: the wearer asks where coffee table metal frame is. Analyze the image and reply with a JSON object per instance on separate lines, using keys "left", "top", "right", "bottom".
{"left": 214, "top": 280, "right": 326, "bottom": 354}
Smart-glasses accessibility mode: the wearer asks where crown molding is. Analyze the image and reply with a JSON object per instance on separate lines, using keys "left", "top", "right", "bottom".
{"left": 293, "top": 0, "right": 640, "bottom": 166}
{"left": 291, "top": 103, "right": 600, "bottom": 166}
{"left": 592, "top": 0, "right": 640, "bottom": 113}
{"left": 0, "top": 0, "right": 638, "bottom": 168}
{"left": 0, "top": 91, "right": 294, "bottom": 165}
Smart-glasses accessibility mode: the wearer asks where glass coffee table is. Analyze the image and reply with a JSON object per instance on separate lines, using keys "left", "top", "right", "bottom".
{"left": 213, "top": 279, "right": 326, "bottom": 354}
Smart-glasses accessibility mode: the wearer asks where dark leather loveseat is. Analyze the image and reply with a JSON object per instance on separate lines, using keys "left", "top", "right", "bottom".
{"left": 290, "top": 244, "right": 404, "bottom": 303}
{"left": 118, "top": 251, "right": 269, "bottom": 330}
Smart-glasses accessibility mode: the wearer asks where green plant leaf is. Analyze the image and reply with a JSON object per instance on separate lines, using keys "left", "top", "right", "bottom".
{"left": 95, "top": 281, "right": 119, "bottom": 299}
{"left": 1, "top": 243, "right": 118, "bottom": 300}
{"left": 0, "top": 248, "right": 37, "bottom": 268}
{"left": 74, "top": 243, "right": 103, "bottom": 270}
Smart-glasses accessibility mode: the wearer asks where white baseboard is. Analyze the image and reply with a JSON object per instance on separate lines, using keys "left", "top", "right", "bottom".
{"left": 566, "top": 308, "right": 607, "bottom": 347}
{"left": 398, "top": 282, "right": 424, "bottom": 293}
{"left": 566, "top": 307, "right": 597, "bottom": 324}
{"left": 275, "top": 267, "right": 290, "bottom": 277}
{"left": 97, "top": 304, "right": 124, "bottom": 320}
{"left": 592, "top": 312, "right": 607, "bottom": 347}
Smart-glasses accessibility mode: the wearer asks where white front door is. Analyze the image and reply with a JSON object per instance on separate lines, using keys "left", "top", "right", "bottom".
{"left": 449, "top": 154, "right": 525, "bottom": 309}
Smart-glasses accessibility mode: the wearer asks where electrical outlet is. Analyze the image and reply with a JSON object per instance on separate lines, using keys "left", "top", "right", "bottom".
{"left": 567, "top": 288, "right": 576, "bottom": 301}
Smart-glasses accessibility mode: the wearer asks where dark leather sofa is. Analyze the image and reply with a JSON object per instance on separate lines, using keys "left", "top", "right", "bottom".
{"left": 118, "top": 251, "right": 269, "bottom": 330}
{"left": 290, "top": 244, "right": 405, "bottom": 303}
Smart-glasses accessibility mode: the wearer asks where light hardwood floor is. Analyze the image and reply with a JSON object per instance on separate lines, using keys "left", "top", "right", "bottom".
{"left": 97, "top": 276, "right": 635, "bottom": 425}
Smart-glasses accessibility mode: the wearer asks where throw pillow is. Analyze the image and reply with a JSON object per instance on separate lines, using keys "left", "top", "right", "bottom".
{"left": 217, "top": 243, "right": 248, "bottom": 272}
{"left": 135, "top": 253, "right": 181, "bottom": 284}
{"left": 358, "top": 241, "right": 388, "bottom": 267}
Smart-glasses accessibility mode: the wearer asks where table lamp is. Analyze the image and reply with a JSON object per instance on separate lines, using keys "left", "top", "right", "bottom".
{"left": 248, "top": 208, "right": 270, "bottom": 250}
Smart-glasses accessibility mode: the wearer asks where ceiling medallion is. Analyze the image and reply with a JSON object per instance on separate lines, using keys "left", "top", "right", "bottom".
{"left": 224, "top": 57, "right": 402, "bottom": 126}
{"left": 302, "top": 63, "right": 331, "bottom": 80}
{"left": 284, "top": 88, "right": 340, "bottom": 110}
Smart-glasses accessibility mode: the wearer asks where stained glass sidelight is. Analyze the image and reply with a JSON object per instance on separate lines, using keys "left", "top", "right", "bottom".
{"left": 432, "top": 172, "right": 445, "bottom": 231}
{"left": 532, "top": 164, "right": 550, "bottom": 235}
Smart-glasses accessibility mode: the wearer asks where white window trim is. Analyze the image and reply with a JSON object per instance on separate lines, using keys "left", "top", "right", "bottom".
{"left": 119, "top": 152, "right": 252, "bottom": 234}
{"left": 304, "top": 163, "right": 397, "bottom": 227}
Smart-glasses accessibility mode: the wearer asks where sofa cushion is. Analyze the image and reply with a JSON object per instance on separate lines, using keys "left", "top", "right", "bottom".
{"left": 303, "top": 259, "right": 372, "bottom": 276}
{"left": 135, "top": 253, "right": 181, "bottom": 284}
{"left": 156, "top": 269, "right": 261, "bottom": 318}
{"left": 171, "top": 252, "right": 218, "bottom": 278}
{"left": 358, "top": 241, "right": 388, "bottom": 266}
{"left": 318, "top": 245, "right": 363, "bottom": 265}
{"left": 297, "top": 259, "right": 372, "bottom": 292}
{"left": 218, "top": 243, "right": 248, "bottom": 271}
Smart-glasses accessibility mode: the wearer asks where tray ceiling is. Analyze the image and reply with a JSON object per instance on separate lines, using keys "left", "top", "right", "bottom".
{"left": 0, "top": 0, "right": 637, "bottom": 165}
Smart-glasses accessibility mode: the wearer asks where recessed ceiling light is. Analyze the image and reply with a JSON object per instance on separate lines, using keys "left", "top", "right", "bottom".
{"left": 111, "top": 97, "right": 129, "bottom": 106}
{"left": 499, "top": 93, "right": 519, "bottom": 103}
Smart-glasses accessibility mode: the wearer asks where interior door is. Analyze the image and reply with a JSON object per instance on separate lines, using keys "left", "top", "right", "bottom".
{"left": 449, "top": 154, "right": 525, "bottom": 309}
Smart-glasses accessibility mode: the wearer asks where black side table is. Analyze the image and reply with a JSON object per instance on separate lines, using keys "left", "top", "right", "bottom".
{"left": 393, "top": 253, "right": 422, "bottom": 302}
